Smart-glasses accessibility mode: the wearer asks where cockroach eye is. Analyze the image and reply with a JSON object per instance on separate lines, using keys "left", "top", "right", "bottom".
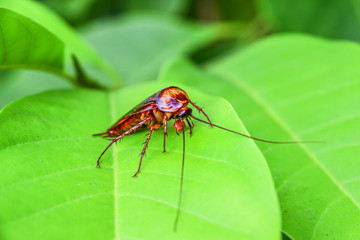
{"left": 178, "top": 108, "right": 192, "bottom": 118}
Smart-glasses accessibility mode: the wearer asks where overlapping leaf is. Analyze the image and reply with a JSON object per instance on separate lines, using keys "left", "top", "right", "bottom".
{"left": 0, "top": 0, "right": 119, "bottom": 86}
{"left": 0, "top": 8, "right": 64, "bottom": 74}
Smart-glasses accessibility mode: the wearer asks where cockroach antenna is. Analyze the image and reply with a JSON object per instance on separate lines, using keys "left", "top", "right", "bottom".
{"left": 190, "top": 115, "right": 325, "bottom": 144}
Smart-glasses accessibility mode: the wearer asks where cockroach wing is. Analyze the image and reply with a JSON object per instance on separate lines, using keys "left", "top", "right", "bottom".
{"left": 94, "top": 91, "right": 161, "bottom": 137}
{"left": 109, "top": 91, "right": 160, "bottom": 129}
{"left": 108, "top": 103, "right": 157, "bottom": 130}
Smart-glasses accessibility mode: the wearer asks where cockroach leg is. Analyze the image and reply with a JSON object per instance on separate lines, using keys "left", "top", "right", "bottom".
{"left": 189, "top": 117, "right": 194, "bottom": 128}
{"left": 185, "top": 118, "right": 193, "bottom": 136}
{"left": 189, "top": 100, "right": 213, "bottom": 127}
{"left": 133, "top": 123, "right": 160, "bottom": 177}
{"left": 97, "top": 116, "right": 153, "bottom": 168}
{"left": 163, "top": 115, "right": 168, "bottom": 153}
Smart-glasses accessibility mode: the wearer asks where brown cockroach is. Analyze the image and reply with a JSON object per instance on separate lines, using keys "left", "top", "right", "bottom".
{"left": 94, "top": 86, "right": 320, "bottom": 231}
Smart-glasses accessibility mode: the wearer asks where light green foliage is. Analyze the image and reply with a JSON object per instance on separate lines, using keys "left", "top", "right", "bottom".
{"left": 0, "top": 82, "right": 280, "bottom": 240}
{"left": 83, "top": 14, "right": 220, "bottom": 85}
{"left": 0, "top": 8, "right": 64, "bottom": 73}
{"left": 161, "top": 34, "right": 360, "bottom": 240}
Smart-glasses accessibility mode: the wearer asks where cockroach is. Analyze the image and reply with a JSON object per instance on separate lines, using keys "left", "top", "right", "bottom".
{"left": 93, "top": 86, "right": 321, "bottom": 231}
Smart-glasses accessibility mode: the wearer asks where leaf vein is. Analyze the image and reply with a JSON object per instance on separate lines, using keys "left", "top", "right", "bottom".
{"left": 119, "top": 193, "right": 252, "bottom": 236}
{"left": 2, "top": 191, "right": 112, "bottom": 226}
{"left": 310, "top": 196, "right": 345, "bottom": 240}
{"left": 0, "top": 166, "right": 95, "bottom": 190}
{"left": 219, "top": 71, "right": 360, "bottom": 210}
{"left": 276, "top": 164, "right": 314, "bottom": 192}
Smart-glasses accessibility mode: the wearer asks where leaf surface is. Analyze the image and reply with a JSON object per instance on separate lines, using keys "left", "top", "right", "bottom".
{"left": 0, "top": 82, "right": 280, "bottom": 239}
{"left": 0, "top": 70, "right": 72, "bottom": 109}
{"left": 160, "top": 34, "right": 360, "bottom": 239}
{"left": 0, "top": 8, "right": 64, "bottom": 73}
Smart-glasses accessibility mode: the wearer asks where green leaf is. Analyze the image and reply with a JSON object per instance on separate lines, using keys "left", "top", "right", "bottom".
{"left": 257, "top": 0, "right": 360, "bottom": 41}
{"left": 82, "top": 14, "right": 220, "bottom": 85}
{"left": 0, "top": 70, "right": 72, "bottom": 110}
{"left": 161, "top": 34, "right": 360, "bottom": 239}
{"left": 0, "top": 0, "right": 120, "bottom": 86}
{"left": 0, "top": 8, "right": 65, "bottom": 74}
{"left": 0, "top": 82, "right": 280, "bottom": 239}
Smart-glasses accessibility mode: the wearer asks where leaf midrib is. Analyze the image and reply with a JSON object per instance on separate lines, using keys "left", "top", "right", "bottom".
{"left": 109, "top": 92, "right": 120, "bottom": 240}
{"left": 217, "top": 71, "right": 360, "bottom": 211}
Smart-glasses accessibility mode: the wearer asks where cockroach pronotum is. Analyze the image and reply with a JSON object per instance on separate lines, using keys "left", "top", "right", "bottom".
{"left": 93, "top": 86, "right": 321, "bottom": 231}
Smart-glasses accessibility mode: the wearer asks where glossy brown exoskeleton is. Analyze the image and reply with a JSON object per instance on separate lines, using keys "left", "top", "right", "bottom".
{"left": 94, "top": 86, "right": 321, "bottom": 231}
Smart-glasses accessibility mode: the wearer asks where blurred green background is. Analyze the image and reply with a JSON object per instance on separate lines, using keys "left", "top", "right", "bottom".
{"left": 2, "top": 0, "right": 360, "bottom": 108}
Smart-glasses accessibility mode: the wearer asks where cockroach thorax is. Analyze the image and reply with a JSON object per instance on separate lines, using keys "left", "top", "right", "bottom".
{"left": 156, "top": 86, "right": 190, "bottom": 112}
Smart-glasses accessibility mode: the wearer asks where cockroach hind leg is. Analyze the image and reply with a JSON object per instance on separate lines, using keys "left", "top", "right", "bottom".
{"left": 133, "top": 127, "right": 155, "bottom": 178}
{"left": 95, "top": 116, "right": 153, "bottom": 171}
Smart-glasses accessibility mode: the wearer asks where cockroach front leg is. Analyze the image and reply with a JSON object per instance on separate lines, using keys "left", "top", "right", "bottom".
{"left": 189, "top": 100, "right": 213, "bottom": 127}
{"left": 185, "top": 118, "right": 193, "bottom": 136}
{"left": 133, "top": 123, "right": 162, "bottom": 177}
{"left": 163, "top": 115, "right": 168, "bottom": 153}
